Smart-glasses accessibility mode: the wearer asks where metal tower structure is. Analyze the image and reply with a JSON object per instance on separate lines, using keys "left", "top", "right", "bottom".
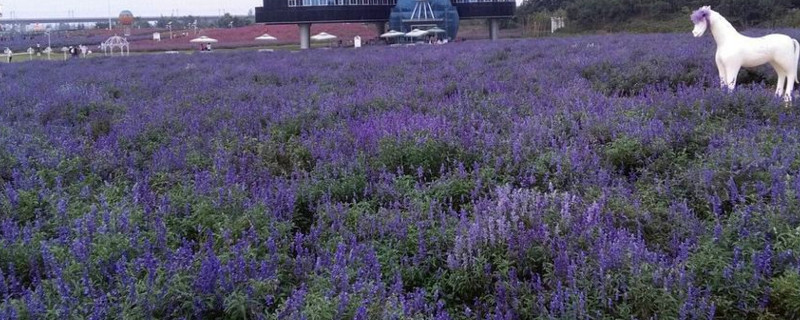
{"left": 409, "top": 0, "right": 436, "bottom": 21}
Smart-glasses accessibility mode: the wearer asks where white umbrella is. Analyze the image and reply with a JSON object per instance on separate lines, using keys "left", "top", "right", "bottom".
{"left": 380, "top": 30, "right": 406, "bottom": 38}
{"left": 426, "top": 27, "right": 446, "bottom": 34}
{"left": 426, "top": 27, "right": 447, "bottom": 41}
{"left": 405, "top": 29, "right": 428, "bottom": 38}
{"left": 255, "top": 33, "right": 277, "bottom": 41}
{"left": 311, "top": 32, "right": 337, "bottom": 41}
{"left": 190, "top": 36, "right": 218, "bottom": 43}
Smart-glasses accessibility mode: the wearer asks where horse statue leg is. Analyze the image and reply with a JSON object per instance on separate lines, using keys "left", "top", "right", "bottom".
{"left": 771, "top": 38, "right": 799, "bottom": 103}
{"left": 715, "top": 55, "right": 727, "bottom": 89}
{"left": 716, "top": 54, "right": 740, "bottom": 92}
{"left": 772, "top": 65, "right": 787, "bottom": 98}
{"left": 786, "top": 39, "right": 800, "bottom": 103}
{"left": 784, "top": 69, "right": 796, "bottom": 103}
{"left": 724, "top": 65, "right": 740, "bottom": 92}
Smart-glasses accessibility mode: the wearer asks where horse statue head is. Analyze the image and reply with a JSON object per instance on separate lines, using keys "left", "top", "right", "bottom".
{"left": 690, "top": 6, "right": 712, "bottom": 37}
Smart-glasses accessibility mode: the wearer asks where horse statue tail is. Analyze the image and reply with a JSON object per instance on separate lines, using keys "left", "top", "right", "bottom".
{"left": 795, "top": 38, "right": 800, "bottom": 83}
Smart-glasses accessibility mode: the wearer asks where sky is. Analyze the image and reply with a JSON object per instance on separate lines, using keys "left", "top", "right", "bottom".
{"left": 0, "top": 0, "right": 260, "bottom": 19}
{"left": 1, "top": 0, "right": 523, "bottom": 19}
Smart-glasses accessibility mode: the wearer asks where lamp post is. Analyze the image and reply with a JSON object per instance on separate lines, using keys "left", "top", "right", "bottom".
{"left": 107, "top": 0, "right": 112, "bottom": 30}
{"left": 167, "top": 21, "right": 172, "bottom": 39}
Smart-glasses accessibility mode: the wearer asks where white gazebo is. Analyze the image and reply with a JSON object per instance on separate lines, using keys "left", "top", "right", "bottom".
{"left": 101, "top": 35, "right": 130, "bottom": 56}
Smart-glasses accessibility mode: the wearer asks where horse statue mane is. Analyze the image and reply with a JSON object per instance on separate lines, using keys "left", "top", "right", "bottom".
{"left": 691, "top": 5, "right": 800, "bottom": 103}
{"left": 689, "top": 6, "right": 711, "bottom": 26}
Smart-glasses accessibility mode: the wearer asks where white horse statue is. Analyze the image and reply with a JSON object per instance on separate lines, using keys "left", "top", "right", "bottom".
{"left": 691, "top": 6, "right": 800, "bottom": 102}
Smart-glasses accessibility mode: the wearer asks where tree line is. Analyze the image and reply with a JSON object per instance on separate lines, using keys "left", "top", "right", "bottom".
{"left": 517, "top": 0, "right": 800, "bottom": 30}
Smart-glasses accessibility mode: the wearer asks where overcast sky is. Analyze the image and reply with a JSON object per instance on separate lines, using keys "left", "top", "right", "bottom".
{"left": 1, "top": 0, "right": 523, "bottom": 19}
{"left": 0, "top": 0, "right": 260, "bottom": 18}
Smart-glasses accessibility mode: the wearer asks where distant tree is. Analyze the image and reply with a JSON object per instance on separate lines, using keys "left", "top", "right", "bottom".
{"left": 216, "top": 13, "right": 252, "bottom": 28}
{"left": 567, "top": 0, "right": 639, "bottom": 28}
{"left": 635, "top": 1, "right": 672, "bottom": 18}
{"left": 155, "top": 17, "right": 168, "bottom": 28}
{"left": 133, "top": 18, "right": 152, "bottom": 29}
{"left": 518, "top": 0, "right": 569, "bottom": 14}
{"left": 716, "top": 0, "right": 788, "bottom": 27}
{"left": 513, "top": 0, "right": 793, "bottom": 31}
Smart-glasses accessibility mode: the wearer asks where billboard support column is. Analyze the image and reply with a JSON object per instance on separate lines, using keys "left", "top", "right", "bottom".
{"left": 489, "top": 18, "right": 499, "bottom": 40}
{"left": 299, "top": 23, "right": 311, "bottom": 49}
{"left": 375, "top": 21, "right": 386, "bottom": 37}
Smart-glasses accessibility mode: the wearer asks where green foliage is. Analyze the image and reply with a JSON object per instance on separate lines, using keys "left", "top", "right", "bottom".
{"left": 428, "top": 174, "right": 475, "bottom": 210}
{"left": 770, "top": 269, "right": 800, "bottom": 318}
{"left": 486, "top": 48, "right": 512, "bottom": 65}
{"left": 0, "top": 146, "right": 15, "bottom": 183}
{"left": 14, "top": 189, "right": 49, "bottom": 223}
{"left": 625, "top": 269, "right": 681, "bottom": 319}
{"left": 223, "top": 290, "right": 252, "bottom": 320}
{"left": 293, "top": 172, "right": 367, "bottom": 233}
{"left": 376, "top": 137, "right": 473, "bottom": 180}
{"left": 603, "top": 136, "right": 647, "bottom": 173}
{"left": 582, "top": 60, "right": 703, "bottom": 97}
{"left": 119, "top": 124, "right": 173, "bottom": 169}
{"left": 0, "top": 240, "right": 43, "bottom": 288}
{"left": 441, "top": 259, "right": 496, "bottom": 305}
{"left": 241, "top": 136, "right": 315, "bottom": 176}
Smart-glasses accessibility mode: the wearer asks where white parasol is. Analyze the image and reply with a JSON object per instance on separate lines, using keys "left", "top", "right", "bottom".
{"left": 404, "top": 29, "right": 429, "bottom": 38}
{"left": 255, "top": 33, "right": 277, "bottom": 41}
{"left": 190, "top": 36, "right": 218, "bottom": 43}
{"left": 311, "top": 32, "right": 337, "bottom": 41}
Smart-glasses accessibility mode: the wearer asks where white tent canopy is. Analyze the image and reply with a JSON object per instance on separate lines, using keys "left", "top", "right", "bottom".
{"left": 190, "top": 36, "right": 218, "bottom": 43}
{"left": 426, "top": 27, "right": 446, "bottom": 34}
{"left": 380, "top": 30, "right": 406, "bottom": 38}
{"left": 255, "top": 33, "right": 277, "bottom": 41}
{"left": 311, "top": 32, "right": 337, "bottom": 41}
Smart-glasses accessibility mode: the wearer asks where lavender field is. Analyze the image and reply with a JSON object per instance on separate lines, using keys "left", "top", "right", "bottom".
{"left": 1, "top": 31, "right": 800, "bottom": 319}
